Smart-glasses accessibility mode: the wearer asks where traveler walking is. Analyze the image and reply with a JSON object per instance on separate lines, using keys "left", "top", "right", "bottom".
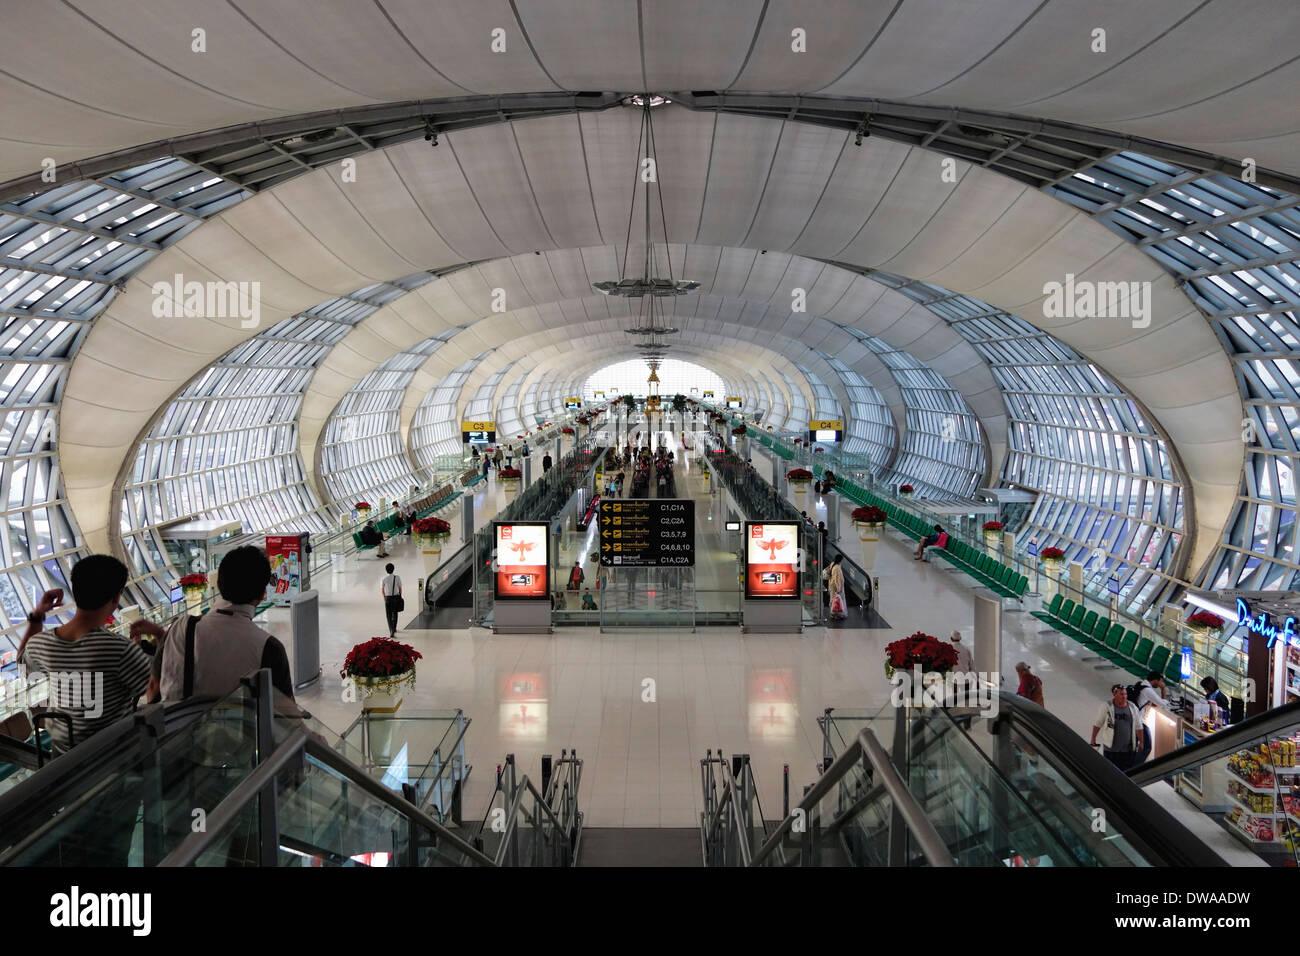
{"left": 950, "top": 630, "right": 974, "bottom": 673}
{"left": 1014, "top": 661, "right": 1044, "bottom": 706}
{"left": 381, "top": 563, "right": 403, "bottom": 639}
{"left": 823, "top": 554, "right": 846, "bottom": 620}
{"left": 542, "top": 453, "right": 553, "bottom": 473}
{"left": 567, "top": 561, "right": 585, "bottom": 591}
{"left": 1090, "top": 684, "right": 1144, "bottom": 771}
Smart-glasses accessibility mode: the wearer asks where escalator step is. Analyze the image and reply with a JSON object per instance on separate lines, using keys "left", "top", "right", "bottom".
{"left": 578, "top": 828, "right": 702, "bottom": 867}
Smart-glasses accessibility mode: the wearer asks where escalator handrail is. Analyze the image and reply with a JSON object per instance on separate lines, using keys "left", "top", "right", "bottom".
{"left": 749, "top": 726, "right": 954, "bottom": 867}
{"left": 1128, "top": 697, "right": 1300, "bottom": 786}
{"left": 305, "top": 736, "right": 497, "bottom": 867}
{"left": 698, "top": 755, "right": 752, "bottom": 866}
{"left": 493, "top": 773, "right": 580, "bottom": 866}
{"left": 985, "top": 692, "right": 1228, "bottom": 866}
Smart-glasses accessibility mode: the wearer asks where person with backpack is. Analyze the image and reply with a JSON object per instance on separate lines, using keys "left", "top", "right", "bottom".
{"left": 1090, "top": 684, "right": 1145, "bottom": 771}
{"left": 1127, "top": 672, "right": 1169, "bottom": 763}
{"left": 914, "top": 524, "right": 949, "bottom": 561}
{"left": 567, "top": 561, "right": 585, "bottom": 591}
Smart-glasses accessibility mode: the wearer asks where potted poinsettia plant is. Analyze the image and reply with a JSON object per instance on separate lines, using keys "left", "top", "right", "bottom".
{"left": 178, "top": 572, "right": 208, "bottom": 610}
{"left": 498, "top": 466, "right": 522, "bottom": 495}
{"left": 898, "top": 484, "right": 914, "bottom": 498}
{"left": 1185, "top": 610, "right": 1225, "bottom": 638}
{"left": 983, "top": 520, "right": 1004, "bottom": 548}
{"left": 412, "top": 516, "right": 452, "bottom": 554}
{"left": 731, "top": 425, "right": 747, "bottom": 436}
{"left": 354, "top": 501, "right": 372, "bottom": 520}
{"left": 561, "top": 426, "right": 576, "bottom": 436}
{"left": 342, "top": 637, "right": 423, "bottom": 713}
{"left": 851, "top": 505, "right": 887, "bottom": 568}
{"left": 884, "top": 631, "right": 959, "bottom": 680}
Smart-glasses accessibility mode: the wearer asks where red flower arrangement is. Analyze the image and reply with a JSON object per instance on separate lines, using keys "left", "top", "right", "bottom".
{"left": 885, "top": 632, "right": 959, "bottom": 676}
{"left": 1186, "top": 610, "right": 1225, "bottom": 630}
{"left": 851, "top": 506, "right": 887, "bottom": 525}
{"left": 1040, "top": 547, "right": 1066, "bottom": 561}
{"left": 411, "top": 517, "right": 452, "bottom": 537}
{"left": 355, "top": 501, "right": 371, "bottom": 510}
{"left": 498, "top": 467, "right": 522, "bottom": 479}
{"left": 787, "top": 468, "right": 813, "bottom": 481}
{"left": 731, "top": 425, "right": 747, "bottom": 436}
{"left": 898, "top": 484, "right": 914, "bottom": 494}
{"left": 561, "top": 427, "right": 576, "bottom": 435}
{"left": 983, "top": 521, "right": 1004, "bottom": 532}
{"left": 340, "top": 637, "right": 423, "bottom": 680}
{"left": 814, "top": 447, "right": 825, "bottom": 453}
{"left": 178, "top": 573, "right": 208, "bottom": 589}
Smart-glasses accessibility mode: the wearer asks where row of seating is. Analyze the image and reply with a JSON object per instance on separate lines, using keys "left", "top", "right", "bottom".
{"left": 1031, "top": 594, "right": 1183, "bottom": 684}
{"left": 352, "top": 486, "right": 461, "bottom": 551}
{"left": 839, "top": 483, "right": 1029, "bottom": 601}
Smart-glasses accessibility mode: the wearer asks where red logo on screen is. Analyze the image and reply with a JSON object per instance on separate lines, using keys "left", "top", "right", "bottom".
{"left": 751, "top": 525, "right": 763, "bottom": 538}
{"left": 508, "top": 540, "right": 536, "bottom": 559}
{"left": 500, "top": 526, "right": 512, "bottom": 540}
{"left": 758, "top": 538, "right": 787, "bottom": 561}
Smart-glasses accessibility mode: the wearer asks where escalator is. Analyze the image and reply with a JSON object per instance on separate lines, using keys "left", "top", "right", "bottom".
{"left": 704, "top": 693, "right": 1232, "bottom": 867}
{"left": 0, "top": 670, "right": 581, "bottom": 867}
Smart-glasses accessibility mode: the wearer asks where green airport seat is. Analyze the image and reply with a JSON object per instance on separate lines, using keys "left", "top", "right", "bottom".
{"left": 1131, "top": 637, "right": 1154, "bottom": 667}
{"left": 1104, "top": 623, "right": 1125, "bottom": 651}
{"left": 1056, "top": 598, "right": 1076, "bottom": 623}
{"left": 1107, "top": 630, "right": 1139, "bottom": 666}
{"left": 1164, "top": 654, "right": 1184, "bottom": 685}
{"left": 1148, "top": 645, "right": 1171, "bottom": 676}
{"left": 1071, "top": 609, "right": 1098, "bottom": 641}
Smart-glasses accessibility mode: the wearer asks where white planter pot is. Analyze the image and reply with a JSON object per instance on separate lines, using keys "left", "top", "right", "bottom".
{"left": 856, "top": 524, "right": 882, "bottom": 569}
{"left": 358, "top": 673, "right": 412, "bottom": 714}
{"left": 182, "top": 587, "right": 206, "bottom": 612}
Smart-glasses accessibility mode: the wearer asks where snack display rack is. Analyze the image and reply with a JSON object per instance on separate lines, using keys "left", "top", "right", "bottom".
{"left": 1222, "top": 734, "right": 1300, "bottom": 854}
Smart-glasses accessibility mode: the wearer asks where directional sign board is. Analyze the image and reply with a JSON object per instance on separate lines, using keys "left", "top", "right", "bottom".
{"left": 598, "top": 498, "right": 695, "bottom": 567}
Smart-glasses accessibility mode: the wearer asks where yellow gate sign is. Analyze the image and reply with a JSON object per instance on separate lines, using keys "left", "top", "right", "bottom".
{"left": 461, "top": 420, "right": 496, "bottom": 433}
{"left": 809, "top": 419, "right": 843, "bottom": 431}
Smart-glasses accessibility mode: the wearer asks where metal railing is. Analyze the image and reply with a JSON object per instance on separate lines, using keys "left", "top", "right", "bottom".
{"left": 700, "top": 751, "right": 771, "bottom": 866}
{"left": 471, "top": 751, "right": 583, "bottom": 867}
{"left": 746, "top": 725, "right": 954, "bottom": 868}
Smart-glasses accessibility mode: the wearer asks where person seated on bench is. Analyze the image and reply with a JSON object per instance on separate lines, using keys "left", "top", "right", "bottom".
{"left": 914, "top": 524, "right": 948, "bottom": 561}
{"left": 581, "top": 590, "right": 598, "bottom": 611}
{"left": 359, "top": 520, "right": 388, "bottom": 558}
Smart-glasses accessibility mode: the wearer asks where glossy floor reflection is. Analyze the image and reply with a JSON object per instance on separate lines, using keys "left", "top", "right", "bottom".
{"left": 278, "top": 427, "right": 1126, "bottom": 828}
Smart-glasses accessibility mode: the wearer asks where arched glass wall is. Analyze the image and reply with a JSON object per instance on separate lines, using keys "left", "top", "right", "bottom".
{"left": 582, "top": 359, "right": 726, "bottom": 400}
{"left": 1044, "top": 151, "right": 1300, "bottom": 595}
{"left": 871, "top": 273, "right": 1183, "bottom": 611}
{"left": 1, "top": 157, "right": 251, "bottom": 642}
{"left": 813, "top": 354, "right": 894, "bottom": 471}
{"left": 120, "top": 274, "right": 438, "bottom": 601}
{"left": 841, "top": 330, "right": 986, "bottom": 497}
{"left": 410, "top": 356, "right": 487, "bottom": 471}
{"left": 320, "top": 333, "right": 457, "bottom": 508}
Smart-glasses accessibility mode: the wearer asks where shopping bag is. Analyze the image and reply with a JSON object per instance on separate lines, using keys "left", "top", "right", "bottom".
{"left": 830, "top": 594, "right": 845, "bottom": 615}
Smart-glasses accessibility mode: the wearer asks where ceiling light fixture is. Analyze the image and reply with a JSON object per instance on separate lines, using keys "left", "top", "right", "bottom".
{"left": 594, "top": 92, "right": 697, "bottom": 377}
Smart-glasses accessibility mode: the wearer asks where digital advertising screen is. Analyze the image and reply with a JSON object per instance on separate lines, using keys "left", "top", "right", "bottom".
{"left": 494, "top": 522, "right": 549, "bottom": 600}
{"left": 726, "top": 397, "right": 742, "bottom": 409}
{"left": 815, "top": 429, "right": 839, "bottom": 443}
{"left": 744, "top": 521, "right": 800, "bottom": 599}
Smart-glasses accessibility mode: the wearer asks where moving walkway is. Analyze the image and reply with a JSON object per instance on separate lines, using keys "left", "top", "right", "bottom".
{"left": 702, "top": 694, "right": 1230, "bottom": 867}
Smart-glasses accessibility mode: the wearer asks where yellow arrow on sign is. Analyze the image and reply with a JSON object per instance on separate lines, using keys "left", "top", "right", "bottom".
{"left": 602, "top": 543, "right": 610, "bottom": 551}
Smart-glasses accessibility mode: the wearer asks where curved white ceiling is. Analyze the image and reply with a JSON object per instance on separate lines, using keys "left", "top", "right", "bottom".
{"left": 59, "top": 106, "right": 1239, "bottom": 575}
{"left": 3, "top": 0, "right": 1298, "bottom": 184}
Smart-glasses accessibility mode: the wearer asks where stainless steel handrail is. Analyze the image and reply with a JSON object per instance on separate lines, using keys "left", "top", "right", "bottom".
{"left": 492, "top": 773, "right": 580, "bottom": 867}
{"left": 748, "top": 727, "right": 954, "bottom": 868}
{"left": 698, "top": 754, "right": 753, "bottom": 866}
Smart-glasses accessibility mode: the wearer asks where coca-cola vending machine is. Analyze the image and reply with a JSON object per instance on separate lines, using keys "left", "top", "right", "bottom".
{"left": 265, "top": 533, "right": 311, "bottom": 607}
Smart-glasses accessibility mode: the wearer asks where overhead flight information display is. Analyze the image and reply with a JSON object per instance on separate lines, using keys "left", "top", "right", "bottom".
{"left": 744, "top": 521, "right": 800, "bottom": 599}
{"left": 598, "top": 499, "right": 695, "bottom": 567}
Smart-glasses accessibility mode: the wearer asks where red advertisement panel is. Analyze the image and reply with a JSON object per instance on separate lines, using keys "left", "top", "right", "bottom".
{"left": 744, "top": 522, "right": 800, "bottom": 599}
{"left": 264, "top": 534, "right": 304, "bottom": 607}
{"left": 494, "top": 522, "right": 549, "bottom": 600}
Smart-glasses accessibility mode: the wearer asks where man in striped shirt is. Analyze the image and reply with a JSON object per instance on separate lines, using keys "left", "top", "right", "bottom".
{"left": 18, "top": 554, "right": 151, "bottom": 754}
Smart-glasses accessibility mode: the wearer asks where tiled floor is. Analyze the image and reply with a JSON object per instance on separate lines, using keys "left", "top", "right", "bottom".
{"left": 283, "top": 429, "right": 1129, "bottom": 829}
